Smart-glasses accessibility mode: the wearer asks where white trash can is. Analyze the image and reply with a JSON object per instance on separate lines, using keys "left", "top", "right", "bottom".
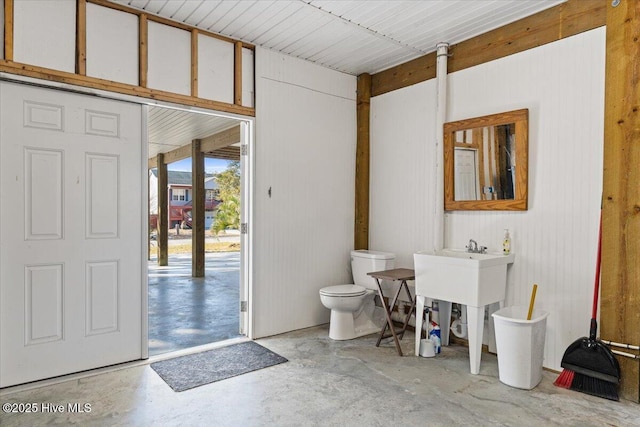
{"left": 492, "top": 306, "right": 549, "bottom": 390}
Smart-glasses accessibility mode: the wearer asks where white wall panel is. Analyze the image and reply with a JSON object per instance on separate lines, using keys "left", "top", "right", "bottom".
{"left": 147, "top": 22, "right": 191, "bottom": 96}
{"left": 86, "top": 3, "right": 139, "bottom": 86}
{"left": 13, "top": 0, "right": 75, "bottom": 73}
{"left": 242, "top": 47, "right": 254, "bottom": 108}
{"left": 197, "top": 34, "right": 234, "bottom": 104}
{"left": 369, "top": 28, "right": 606, "bottom": 371}
{"left": 257, "top": 48, "right": 355, "bottom": 100}
{"left": 253, "top": 47, "right": 357, "bottom": 338}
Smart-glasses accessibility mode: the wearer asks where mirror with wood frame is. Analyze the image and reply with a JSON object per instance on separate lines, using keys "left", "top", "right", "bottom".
{"left": 444, "top": 109, "right": 528, "bottom": 211}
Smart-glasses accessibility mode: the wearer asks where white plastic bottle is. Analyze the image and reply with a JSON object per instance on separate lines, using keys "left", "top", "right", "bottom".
{"left": 503, "top": 229, "right": 511, "bottom": 255}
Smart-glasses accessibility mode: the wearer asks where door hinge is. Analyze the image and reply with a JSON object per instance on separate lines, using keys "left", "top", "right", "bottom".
{"left": 241, "top": 144, "right": 248, "bottom": 156}
{"left": 240, "top": 301, "right": 248, "bottom": 312}
{"left": 241, "top": 223, "right": 248, "bottom": 234}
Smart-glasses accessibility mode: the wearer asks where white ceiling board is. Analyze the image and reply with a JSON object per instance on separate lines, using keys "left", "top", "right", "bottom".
{"left": 147, "top": 106, "right": 241, "bottom": 160}
{"left": 113, "top": 0, "right": 566, "bottom": 75}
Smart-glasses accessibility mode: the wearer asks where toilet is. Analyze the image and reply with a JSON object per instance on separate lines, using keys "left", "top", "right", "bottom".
{"left": 319, "top": 250, "right": 395, "bottom": 340}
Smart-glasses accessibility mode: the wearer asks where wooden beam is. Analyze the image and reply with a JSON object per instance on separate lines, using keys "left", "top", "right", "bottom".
{"left": 148, "top": 155, "right": 157, "bottom": 170}
{"left": 601, "top": 0, "right": 640, "bottom": 403}
{"left": 150, "top": 125, "right": 242, "bottom": 168}
{"left": 156, "top": 154, "right": 169, "bottom": 266}
{"left": 191, "top": 140, "right": 205, "bottom": 277}
{"left": 234, "top": 41, "right": 243, "bottom": 105}
{"left": 139, "top": 14, "right": 148, "bottom": 88}
{"left": 205, "top": 146, "right": 241, "bottom": 161}
{"left": 354, "top": 73, "right": 371, "bottom": 250}
{"left": 76, "top": 0, "right": 87, "bottom": 75}
{"left": 200, "top": 125, "right": 241, "bottom": 153}
{"left": 4, "top": 0, "right": 13, "bottom": 61}
{"left": 191, "top": 29, "right": 198, "bottom": 98}
{"left": 0, "top": 60, "right": 255, "bottom": 117}
{"left": 371, "top": 0, "right": 606, "bottom": 97}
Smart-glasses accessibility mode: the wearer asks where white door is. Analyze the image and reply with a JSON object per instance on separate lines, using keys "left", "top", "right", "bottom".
{"left": 453, "top": 148, "right": 479, "bottom": 201}
{"left": 0, "top": 82, "right": 144, "bottom": 387}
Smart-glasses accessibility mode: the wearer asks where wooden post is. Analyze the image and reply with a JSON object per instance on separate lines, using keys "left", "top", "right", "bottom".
{"left": 76, "top": 0, "right": 87, "bottom": 75}
{"left": 4, "top": 0, "right": 13, "bottom": 61}
{"left": 234, "top": 41, "right": 243, "bottom": 105}
{"left": 355, "top": 73, "right": 371, "bottom": 250}
{"left": 157, "top": 154, "right": 169, "bottom": 266}
{"left": 601, "top": 0, "right": 640, "bottom": 403}
{"left": 192, "top": 140, "right": 205, "bottom": 277}
{"left": 139, "top": 14, "right": 148, "bottom": 88}
{"left": 191, "top": 29, "right": 198, "bottom": 97}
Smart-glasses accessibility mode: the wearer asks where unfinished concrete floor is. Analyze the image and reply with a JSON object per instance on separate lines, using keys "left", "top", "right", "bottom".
{"left": 148, "top": 252, "right": 241, "bottom": 355}
{"left": 1, "top": 326, "right": 638, "bottom": 426}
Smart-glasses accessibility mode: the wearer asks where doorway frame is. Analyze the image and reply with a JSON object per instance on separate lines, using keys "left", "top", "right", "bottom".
{"left": 0, "top": 72, "right": 255, "bottom": 360}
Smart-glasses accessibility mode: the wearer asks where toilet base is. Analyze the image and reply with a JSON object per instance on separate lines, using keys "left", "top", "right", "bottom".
{"left": 328, "top": 304, "right": 383, "bottom": 340}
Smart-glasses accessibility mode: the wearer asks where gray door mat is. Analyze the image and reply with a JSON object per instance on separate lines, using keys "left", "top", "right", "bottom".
{"left": 150, "top": 341, "right": 288, "bottom": 392}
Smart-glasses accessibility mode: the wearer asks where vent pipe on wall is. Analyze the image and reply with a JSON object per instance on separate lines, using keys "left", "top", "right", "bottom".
{"left": 433, "top": 42, "right": 449, "bottom": 251}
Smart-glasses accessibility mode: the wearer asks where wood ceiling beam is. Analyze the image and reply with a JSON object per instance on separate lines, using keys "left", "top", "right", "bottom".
{"left": 371, "top": 0, "right": 606, "bottom": 97}
{"left": 200, "top": 125, "right": 241, "bottom": 154}
{"left": 148, "top": 125, "right": 241, "bottom": 168}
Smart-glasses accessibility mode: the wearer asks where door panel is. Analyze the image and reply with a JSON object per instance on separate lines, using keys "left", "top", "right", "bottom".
{"left": 0, "top": 82, "right": 144, "bottom": 387}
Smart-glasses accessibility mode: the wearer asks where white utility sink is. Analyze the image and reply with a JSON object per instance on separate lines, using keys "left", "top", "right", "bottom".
{"left": 413, "top": 249, "right": 515, "bottom": 374}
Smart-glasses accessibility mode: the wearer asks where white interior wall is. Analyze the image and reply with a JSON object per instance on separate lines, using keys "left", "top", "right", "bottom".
{"left": 198, "top": 34, "right": 234, "bottom": 104}
{"left": 86, "top": 3, "right": 139, "bottom": 86}
{"left": 370, "top": 27, "right": 606, "bottom": 370}
{"left": 13, "top": 0, "right": 76, "bottom": 73}
{"left": 253, "top": 47, "right": 357, "bottom": 338}
{"left": 147, "top": 22, "right": 191, "bottom": 96}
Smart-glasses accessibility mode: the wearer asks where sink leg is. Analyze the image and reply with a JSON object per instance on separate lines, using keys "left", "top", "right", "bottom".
{"left": 466, "top": 305, "right": 485, "bottom": 375}
{"left": 437, "top": 301, "right": 452, "bottom": 346}
{"left": 415, "top": 296, "right": 425, "bottom": 356}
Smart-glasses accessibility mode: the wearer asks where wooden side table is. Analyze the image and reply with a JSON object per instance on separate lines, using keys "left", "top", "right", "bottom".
{"left": 367, "top": 268, "right": 416, "bottom": 356}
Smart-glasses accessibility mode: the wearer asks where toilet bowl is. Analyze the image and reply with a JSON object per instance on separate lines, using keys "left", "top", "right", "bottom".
{"left": 319, "top": 250, "right": 395, "bottom": 340}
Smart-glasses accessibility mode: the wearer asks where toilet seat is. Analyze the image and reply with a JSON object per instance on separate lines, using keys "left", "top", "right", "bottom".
{"left": 319, "top": 284, "right": 366, "bottom": 297}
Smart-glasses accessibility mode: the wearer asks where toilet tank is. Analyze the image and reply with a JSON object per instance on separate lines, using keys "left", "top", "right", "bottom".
{"left": 351, "top": 250, "right": 395, "bottom": 289}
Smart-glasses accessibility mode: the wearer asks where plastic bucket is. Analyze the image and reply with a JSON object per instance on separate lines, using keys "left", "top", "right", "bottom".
{"left": 492, "top": 306, "right": 549, "bottom": 390}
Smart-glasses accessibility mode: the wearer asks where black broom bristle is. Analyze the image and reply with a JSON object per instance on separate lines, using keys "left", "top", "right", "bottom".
{"left": 570, "top": 372, "right": 619, "bottom": 401}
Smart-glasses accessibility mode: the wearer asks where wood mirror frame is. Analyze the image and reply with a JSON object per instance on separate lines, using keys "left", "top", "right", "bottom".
{"left": 444, "top": 109, "right": 528, "bottom": 211}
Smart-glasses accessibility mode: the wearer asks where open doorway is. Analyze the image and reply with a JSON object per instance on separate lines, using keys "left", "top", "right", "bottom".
{"left": 146, "top": 105, "right": 251, "bottom": 356}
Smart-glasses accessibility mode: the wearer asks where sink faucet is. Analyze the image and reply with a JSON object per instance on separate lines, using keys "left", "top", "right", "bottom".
{"left": 466, "top": 239, "right": 487, "bottom": 254}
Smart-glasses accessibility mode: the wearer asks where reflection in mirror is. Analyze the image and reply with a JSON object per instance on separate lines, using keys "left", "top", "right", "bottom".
{"left": 444, "top": 109, "right": 528, "bottom": 211}
{"left": 453, "top": 123, "right": 515, "bottom": 201}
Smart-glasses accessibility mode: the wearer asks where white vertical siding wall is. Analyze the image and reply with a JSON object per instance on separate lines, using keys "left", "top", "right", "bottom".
{"left": 253, "top": 47, "right": 357, "bottom": 338}
{"left": 370, "top": 28, "right": 606, "bottom": 370}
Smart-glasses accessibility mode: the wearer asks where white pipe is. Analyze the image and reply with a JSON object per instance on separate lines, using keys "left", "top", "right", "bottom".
{"left": 433, "top": 42, "right": 449, "bottom": 251}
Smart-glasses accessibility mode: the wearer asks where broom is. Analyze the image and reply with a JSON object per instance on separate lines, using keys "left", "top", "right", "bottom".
{"left": 554, "top": 214, "right": 620, "bottom": 400}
